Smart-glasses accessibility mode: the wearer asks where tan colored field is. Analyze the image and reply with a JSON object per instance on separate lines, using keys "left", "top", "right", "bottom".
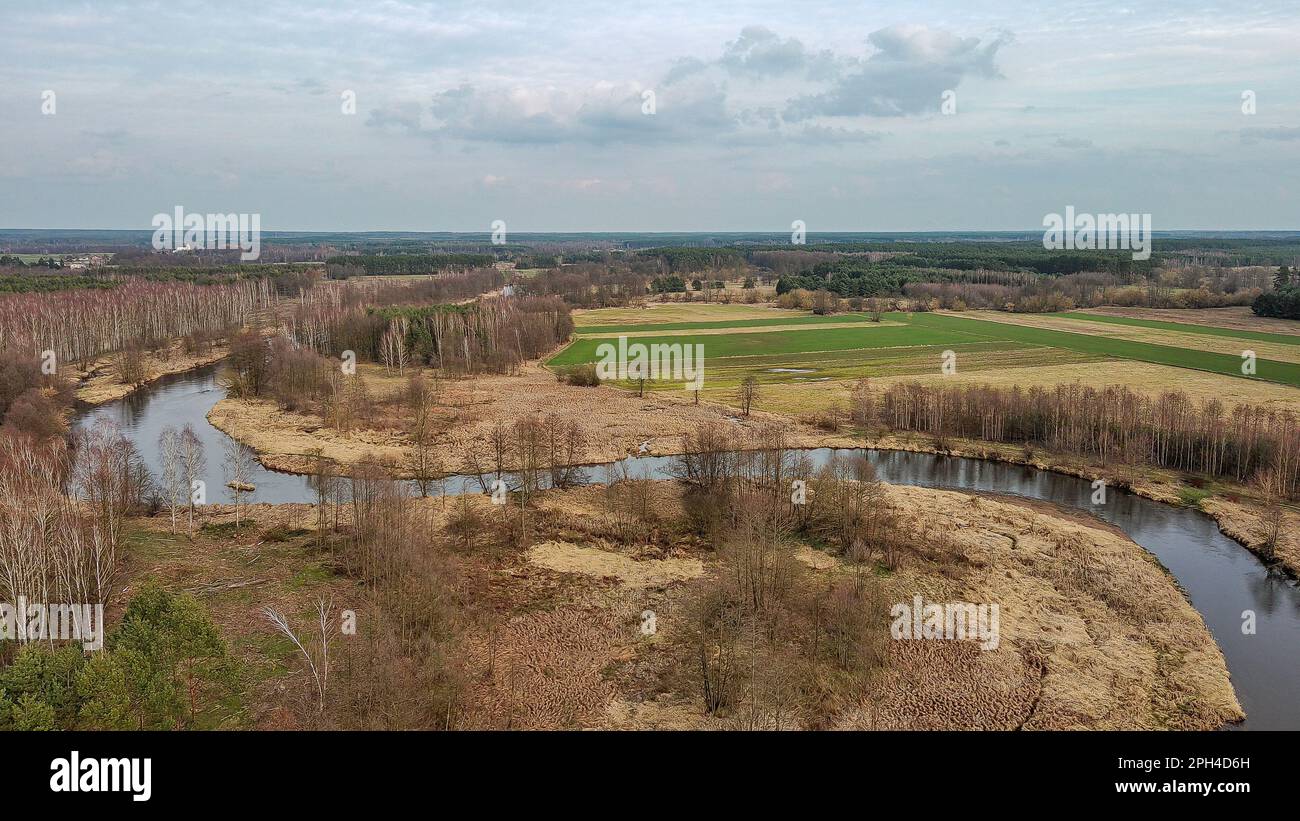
{"left": 741, "top": 359, "right": 1300, "bottom": 417}
{"left": 1084, "top": 306, "right": 1300, "bottom": 336}
{"left": 526, "top": 540, "right": 703, "bottom": 587}
{"left": 574, "top": 319, "right": 905, "bottom": 339}
{"left": 207, "top": 361, "right": 834, "bottom": 476}
{"left": 572, "top": 301, "right": 790, "bottom": 327}
{"left": 507, "top": 483, "right": 1241, "bottom": 729}
{"left": 958, "top": 310, "right": 1300, "bottom": 364}
{"left": 851, "top": 486, "right": 1240, "bottom": 729}
{"left": 119, "top": 463, "right": 1250, "bottom": 730}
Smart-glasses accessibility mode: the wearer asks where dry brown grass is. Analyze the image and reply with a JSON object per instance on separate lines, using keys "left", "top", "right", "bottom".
{"left": 117, "top": 476, "right": 1243, "bottom": 730}
{"left": 1084, "top": 306, "right": 1300, "bottom": 335}
{"left": 959, "top": 309, "right": 1300, "bottom": 364}
{"left": 572, "top": 302, "right": 791, "bottom": 327}
{"left": 73, "top": 340, "right": 230, "bottom": 405}
{"left": 526, "top": 541, "right": 703, "bottom": 587}
{"left": 746, "top": 361, "right": 1300, "bottom": 417}
{"left": 208, "top": 360, "right": 833, "bottom": 475}
{"left": 836, "top": 486, "right": 1242, "bottom": 730}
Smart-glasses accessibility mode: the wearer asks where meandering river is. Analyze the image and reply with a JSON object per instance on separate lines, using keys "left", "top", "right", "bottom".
{"left": 75, "top": 363, "right": 1300, "bottom": 729}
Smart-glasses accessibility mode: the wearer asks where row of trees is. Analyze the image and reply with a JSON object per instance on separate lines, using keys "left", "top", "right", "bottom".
{"left": 0, "top": 277, "right": 277, "bottom": 368}
{"left": 859, "top": 381, "right": 1300, "bottom": 499}
{"left": 1254, "top": 284, "right": 1300, "bottom": 319}
{"left": 285, "top": 287, "right": 572, "bottom": 376}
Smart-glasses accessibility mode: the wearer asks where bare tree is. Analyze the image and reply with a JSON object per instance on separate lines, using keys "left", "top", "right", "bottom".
{"left": 222, "top": 437, "right": 256, "bottom": 530}
{"left": 264, "top": 597, "right": 337, "bottom": 716}
{"left": 158, "top": 426, "right": 184, "bottom": 532}
{"left": 738, "top": 375, "right": 758, "bottom": 417}
{"left": 179, "top": 424, "right": 206, "bottom": 536}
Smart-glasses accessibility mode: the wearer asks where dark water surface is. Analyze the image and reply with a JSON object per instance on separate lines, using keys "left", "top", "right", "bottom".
{"left": 76, "top": 364, "right": 1300, "bottom": 729}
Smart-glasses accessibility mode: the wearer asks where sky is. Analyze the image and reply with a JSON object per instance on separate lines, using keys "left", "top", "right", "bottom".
{"left": 1, "top": 0, "right": 1298, "bottom": 232}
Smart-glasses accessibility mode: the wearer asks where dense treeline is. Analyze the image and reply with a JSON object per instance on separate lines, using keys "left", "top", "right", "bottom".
{"left": 0, "top": 277, "right": 276, "bottom": 369}
{"left": 777, "top": 259, "right": 1042, "bottom": 297}
{"left": 0, "top": 274, "right": 114, "bottom": 293}
{"left": 0, "top": 277, "right": 276, "bottom": 368}
{"left": 902, "top": 270, "right": 1263, "bottom": 312}
{"left": 637, "top": 247, "right": 747, "bottom": 274}
{"left": 515, "top": 262, "right": 650, "bottom": 308}
{"left": 325, "top": 254, "right": 495, "bottom": 278}
{"left": 858, "top": 382, "right": 1300, "bottom": 501}
{"left": 282, "top": 276, "right": 571, "bottom": 377}
{"left": 0, "top": 255, "right": 68, "bottom": 269}
{"left": 1253, "top": 268, "right": 1300, "bottom": 318}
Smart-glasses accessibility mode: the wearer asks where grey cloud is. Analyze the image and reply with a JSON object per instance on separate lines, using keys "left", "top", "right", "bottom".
{"left": 1241, "top": 126, "right": 1300, "bottom": 143}
{"left": 366, "top": 102, "right": 424, "bottom": 133}
{"left": 720, "top": 25, "right": 837, "bottom": 78}
{"left": 783, "top": 25, "right": 1013, "bottom": 120}
{"left": 663, "top": 57, "right": 709, "bottom": 85}
{"left": 793, "top": 125, "right": 885, "bottom": 144}
{"left": 1054, "top": 137, "right": 1094, "bottom": 149}
{"left": 393, "top": 80, "right": 736, "bottom": 145}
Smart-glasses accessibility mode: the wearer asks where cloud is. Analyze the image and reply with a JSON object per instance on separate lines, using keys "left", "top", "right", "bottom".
{"left": 366, "top": 102, "right": 424, "bottom": 133}
{"left": 377, "top": 75, "right": 736, "bottom": 145}
{"left": 783, "top": 24, "right": 1013, "bottom": 120}
{"left": 374, "top": 24, "right": 1010, "bottom": 149}
{"left": 792, "top": 125, "right": 885, "bottom": 144}
{"left": 1240, "top": 126, "right": 1300, "bottom": 143}
{"left": 1054, "top": 136, "right": 1094, "bottom": 149}
{"left": 719, "top": 25, "right": 838, "bottom": 78}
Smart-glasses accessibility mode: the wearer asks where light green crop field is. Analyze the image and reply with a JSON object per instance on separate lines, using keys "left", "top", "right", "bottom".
{"left": 1057, "top": 312, "right": 1300, "bottom": 346}
{"left": 547, "top": 307, "right": 1300, "bottom": 395}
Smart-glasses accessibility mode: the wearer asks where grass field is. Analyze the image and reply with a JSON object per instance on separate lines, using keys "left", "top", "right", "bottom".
{"left": 960, "top": 310, "right": 1300, "bottom": 365}
{"left": 1058, "top": 311, "right": 1300, "bottom": 345}
{"left": 548, "top": 307, "right": 1300, "bottom": 409}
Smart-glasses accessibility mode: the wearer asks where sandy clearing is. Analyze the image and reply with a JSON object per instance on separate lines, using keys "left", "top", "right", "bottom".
{"left": 526, "top": 540, "right": 703, "bottom": 587}
{"left": 208, "top": 360, "right": 834, "bottom": 476}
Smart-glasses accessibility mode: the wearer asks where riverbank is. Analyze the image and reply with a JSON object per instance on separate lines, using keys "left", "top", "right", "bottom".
{"left": 846, "top": 432, "right": 1300, "bottom": 579}
{"left": 119, "top": 482, "right": 1241, "bottom": 729}
{"left": 72, "top": 341, "right": 230, "bottom": 405}
{"left": 204, "top": 362, "right": 1300, "bottom": 578}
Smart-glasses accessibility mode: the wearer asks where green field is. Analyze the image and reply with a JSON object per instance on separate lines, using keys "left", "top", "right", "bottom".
{"left": 1058, "top": 312, "right": 1300, "bottom": 346}
{"left": 548, "top": 309, "right": 1300, "bottom": 391}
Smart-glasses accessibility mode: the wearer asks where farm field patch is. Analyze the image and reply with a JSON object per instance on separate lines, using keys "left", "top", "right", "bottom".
{"left": 571, "top": 302, "right": 790, "bottom": 328}
{"left": 1058, "top": 311, "right": 1300, "bottom": 345}
{"left": 958, "top": 310, "right": 1300, "bottom": 365}
{"left": 1083, "top": 306, "right": 1300, "bottom": 336}
{"left": 909, "top": 312, "right": 1300, "bottom": 385}
{"left": 548, "top": 306, "right": 1300, "bottom": 411}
